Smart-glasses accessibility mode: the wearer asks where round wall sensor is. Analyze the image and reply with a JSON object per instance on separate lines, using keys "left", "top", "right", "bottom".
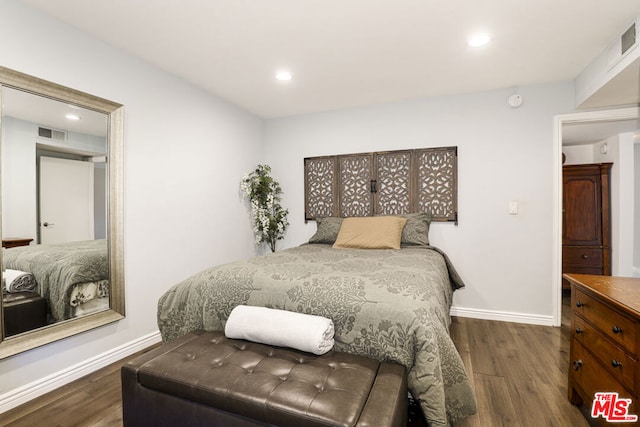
{"left": 600, "top": 143, "right": 608, "bottom": 154}
{"left": 508, "top": 94, "right": 523, "bottom": 108}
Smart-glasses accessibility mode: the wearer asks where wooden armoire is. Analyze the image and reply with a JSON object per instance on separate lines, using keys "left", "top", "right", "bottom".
{"left": 562, "top": 163, "right": 612, "bottom": 289}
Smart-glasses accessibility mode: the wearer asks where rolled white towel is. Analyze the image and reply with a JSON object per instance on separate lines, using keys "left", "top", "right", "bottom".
{"left": 3, "top": 269, "right": 38, "bottom": 293}
{"left": 225, "top": 305, "right": 335, "bottom": 355}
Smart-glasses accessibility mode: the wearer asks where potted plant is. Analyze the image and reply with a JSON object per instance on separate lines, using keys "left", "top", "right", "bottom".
{"left": 241, "top": 165, "right": 289, "bottom": 252}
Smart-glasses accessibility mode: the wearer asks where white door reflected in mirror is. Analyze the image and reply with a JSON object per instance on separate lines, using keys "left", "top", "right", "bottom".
{"left": 40, "top": 157, "right": 95, "bottom": 244}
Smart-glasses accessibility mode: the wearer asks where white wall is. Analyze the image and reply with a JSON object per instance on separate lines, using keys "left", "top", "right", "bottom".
{"left": 563, "top": 144, "right": 594, "bottom": 165}
{"left": 0, "top": 0, "right": 263, "bottom": 400}
{"left": 635, "top": 139, "right": 640, "bottom": 276}
{"left": 1, "top": 116, "right": 109, "bottom": 240}
{"left": 1, "top": 116, "right": 37, "bottom": 240}
{"left": 594, "top": 134, "right": 635, "bottom": 276}
{"left": 264, "top": 83, "right": 575, "bottom": 323}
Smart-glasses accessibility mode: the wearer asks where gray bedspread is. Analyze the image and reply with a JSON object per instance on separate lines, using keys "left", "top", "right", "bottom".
{"left": 2, "top": 239, "right": 109, "bottom": 321}
{"left": 157, "top": 244, "right": 476, "bottom": 426}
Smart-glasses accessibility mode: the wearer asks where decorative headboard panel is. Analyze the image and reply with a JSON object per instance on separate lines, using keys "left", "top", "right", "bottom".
{"left": 304, "top": 146, "right": 458, "bottom": 224}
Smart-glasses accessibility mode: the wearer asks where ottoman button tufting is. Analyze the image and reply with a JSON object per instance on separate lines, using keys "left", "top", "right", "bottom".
{"left": 122, "top": 330, "right": 407, "bottom": 427}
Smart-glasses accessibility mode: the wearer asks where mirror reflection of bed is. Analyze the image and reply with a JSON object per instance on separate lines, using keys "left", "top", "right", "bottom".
{"left": 1, "top": 86, "right": 110, "bottom": 337}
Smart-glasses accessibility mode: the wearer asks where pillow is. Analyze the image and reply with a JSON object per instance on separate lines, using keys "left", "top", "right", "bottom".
{"left": 309, "top": 217, "right": 343, "bottom": 244}
{"left": 333, "top": 216, "right": 407, "bottom": 250}
{"left": 399, "top": 212, "right": 431, "bottom": 246}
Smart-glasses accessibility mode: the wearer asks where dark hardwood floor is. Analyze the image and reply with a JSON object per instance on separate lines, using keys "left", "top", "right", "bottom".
{"left": 452, "top": 292, "right": 595, "bottom": 427}
{"left": 1, "top": 295, "right": 594, "bottom": 426}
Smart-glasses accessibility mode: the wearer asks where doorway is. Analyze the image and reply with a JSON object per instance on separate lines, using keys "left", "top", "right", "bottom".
{"left": 553, "top": 107, "right": 640, "bottom": 326}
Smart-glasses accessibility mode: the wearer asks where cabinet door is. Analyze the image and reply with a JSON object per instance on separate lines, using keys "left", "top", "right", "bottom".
{"left": 416, "top": 148, "right": 457, "bottom": 221}
{"left": 374, "top": 151, "right": 412, "bottom": 215}
{"left": 304, "top": 156, "right": 338, "bottom": 220}
{"left": 338, "top": 154, "right": 373, "bottom": 217}
{"left": 563, "top": 173, "right": 602, "bottom": 246}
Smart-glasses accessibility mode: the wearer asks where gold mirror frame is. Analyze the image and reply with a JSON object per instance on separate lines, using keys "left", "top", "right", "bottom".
{"left": 0, "top": 66, "right": 124, "bottom": 359}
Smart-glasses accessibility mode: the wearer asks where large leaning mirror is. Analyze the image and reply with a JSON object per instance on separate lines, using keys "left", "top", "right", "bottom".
{"left": 0, "top": 66, "right": 124, "bottom": 359}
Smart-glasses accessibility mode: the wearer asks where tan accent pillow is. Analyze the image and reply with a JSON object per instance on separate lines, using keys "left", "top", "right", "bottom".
{"left": 333, "top": 216, "right": 408, "bottom": 250}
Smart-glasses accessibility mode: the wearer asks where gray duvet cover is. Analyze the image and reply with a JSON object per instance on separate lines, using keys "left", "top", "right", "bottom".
{"left": 157, "top": 244, "right": 476, "bottom": 426}
{"left": 3, "top": 239, "right": 109, "bottom": 321}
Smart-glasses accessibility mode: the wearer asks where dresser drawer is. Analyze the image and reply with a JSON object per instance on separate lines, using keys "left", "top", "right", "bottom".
{"left": 573, "top": 288, "right": 637, "bottom": 355}
{"left": 566, "top": 274, "right": 640, "bottom": 416}
{"left": 573, "top": 316, "right": 636, "bottom": 391}
{"left": 570, "top": 340, "right": 635, "bottom": 410}
{"left": 563, "top": 248, "right": 603, "bottom": 267}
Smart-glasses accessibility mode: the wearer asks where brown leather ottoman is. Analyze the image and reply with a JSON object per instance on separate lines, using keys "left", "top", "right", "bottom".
{"left": 122, "top": 330, "right": 407, "bottom": 427}
{"left": 2, "top": 291, "right": 47, "bottom": 336}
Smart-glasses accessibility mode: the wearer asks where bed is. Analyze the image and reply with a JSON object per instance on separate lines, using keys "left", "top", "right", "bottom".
{"left": 2, "top": 239, "right": 109, "bottom": 322}
{"left": 157, "top": 215, "right": 477, "bottom": 426}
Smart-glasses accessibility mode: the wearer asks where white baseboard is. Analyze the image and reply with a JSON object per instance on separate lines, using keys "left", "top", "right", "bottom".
{"left": 450, "top": 306, "right": 556, "bottom": 327}
{"left": 0, "top": 330, "right": 162, "bottom": 414}
{"left": 633, "top": 266, "right": 640, "bottom": 278}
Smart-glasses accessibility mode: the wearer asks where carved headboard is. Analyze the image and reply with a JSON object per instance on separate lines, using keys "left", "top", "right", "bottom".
{"left": 304, "top": 146, "right": 458, "bottom": 224}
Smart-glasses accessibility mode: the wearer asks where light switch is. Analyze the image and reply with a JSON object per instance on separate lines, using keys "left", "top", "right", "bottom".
{"left": 509, "top": 201, "right": 518, "bottom": 215}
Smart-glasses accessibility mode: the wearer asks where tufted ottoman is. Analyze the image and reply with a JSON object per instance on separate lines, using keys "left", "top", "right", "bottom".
{"left": 3, "top": 291, "right": 47, "bottom": 337}
{"left": 122, "top": 330, "right": 407, "bottom": 427}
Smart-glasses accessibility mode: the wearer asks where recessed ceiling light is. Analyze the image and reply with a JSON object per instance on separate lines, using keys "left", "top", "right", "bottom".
{"left": 468, "top": 33, "right": 491, "bottom": 47}
{"left": 65, "top": 113, "right": 81, "bottom": 121}
{"left": 275, "top": 70, "right": 292, "bottom": 81}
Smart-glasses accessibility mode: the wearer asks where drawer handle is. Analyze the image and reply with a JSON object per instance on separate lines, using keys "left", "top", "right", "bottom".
{"left": 611, "top": 360, "right": 623, "bottom": 368}
{"left": 581, "top": 254, "right": 588, "bottom": 259}
{"left": 575, "top": 328, "right": 584, "bottom": 334}
{"left": 576, "top": 302, "right": 584, "bottom": 308}
{"left": 612, "top": 326, "right": 623, "bottom": 334}
{"left": 572, "top": 359, "right": 583, "bottom": 371}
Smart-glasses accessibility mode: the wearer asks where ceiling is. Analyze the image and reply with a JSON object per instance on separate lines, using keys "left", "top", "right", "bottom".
{"left": 20, "top": 0, "right": 640, "bottom": 119}
{"left": 2, "top": 86, "right": 108, "bottom": 137}
{"left": 562, "top": 118, "right": 639, "bottom": 146}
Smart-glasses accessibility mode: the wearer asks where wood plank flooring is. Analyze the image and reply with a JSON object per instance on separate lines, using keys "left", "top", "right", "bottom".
{"left": 451, "top": 294, "right": 595, "bottom": 427}
{"left": 1, "top": 297, "right": 596, "bottom": 426}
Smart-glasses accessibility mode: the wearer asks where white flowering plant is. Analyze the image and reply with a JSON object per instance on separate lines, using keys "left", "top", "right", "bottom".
{"left": 241, "top": 165, "right": 289, "bottom": 252}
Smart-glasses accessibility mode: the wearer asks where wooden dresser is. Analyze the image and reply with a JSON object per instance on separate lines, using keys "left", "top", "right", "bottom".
{"left": 1, "top": 237, "right": 33, "bottom": 248}
{"left": 562, "top": 163, "right": 612, "bottom": 290}
{"left": 566, "top": 274, "right": 640, "bottom": 418}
